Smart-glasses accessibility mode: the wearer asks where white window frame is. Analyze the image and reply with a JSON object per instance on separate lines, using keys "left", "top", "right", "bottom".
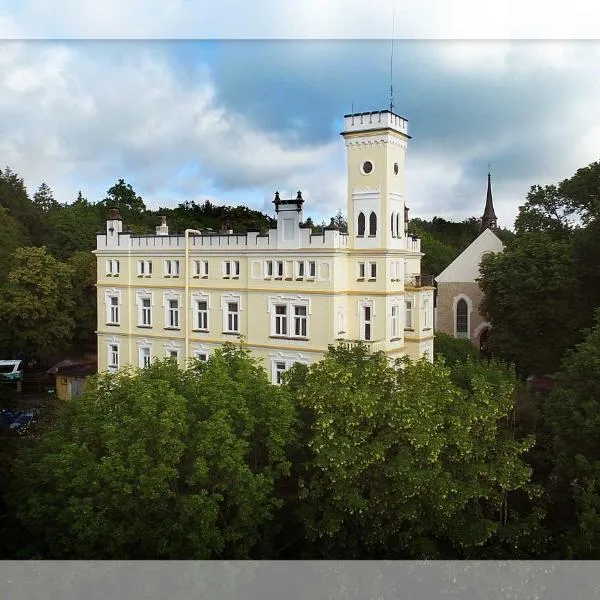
{"left": 106, "top": 259, "right": 120, "bottom": 277}
{"left": 139, "top": 345, "right": 151, "bottom": 369}
{"left": 221, "top": 293, "right": 242, "bottom": 334}
{"left": 265, "top": 260, "right": 274, "bottom": 278}
{"left": 163, "top": 291, "right": 181, "bottom": 329}
{"left": 357, "top": 261, "right": 366, "bottom": 280}
{"left": 405, "top": 298, "right": 413, "bottom": 330}
{"left": 164, "top": 259, "right": 180, "bottom": 278}
{"left": 194, "top": 259, "right": 209, "bottom": 278}
{"left": 295, "top": 260, "right": 305, "bottom": 279}
{"left": 107, "top": 340, "right": 120, "bottom": 372}
{"left": 195, "top": 298, "right": 209, "bottom": 331}
{"left": 369, "top": 262, "right": 377, "bottom": 280}
{"left": 269, "top": 296, "right": 311, "bottom": 340}
{"left": 273, "top": 304, "right": 288, "bottom": 337}
{"left": 193, "top": 350, "right": 209, "bottom": 362}
{"left": 361, "top": 303, "right": 373, "bottom": 341}
{"left": 423, "top": 297, "right": 431, "bottom": 330}
{"left": 137, "top": 260, "right": 152, "bottom": 277}
{"left": 276, "top": 260, "right": 284, "bottom": 279}
{"left": 105, "top": 289, "right": 121, "bottom": 326}
{"left": 307, "top": 260, "right": 316, "bottom": 279}
{"left": 136, "top": 291, "right": 153, "bottom": 327}
{"left": 391, "top": 303, "right": 400, "bottom": 339}
{"left": 270, "top": 353, "right": 309, "bottom": 385}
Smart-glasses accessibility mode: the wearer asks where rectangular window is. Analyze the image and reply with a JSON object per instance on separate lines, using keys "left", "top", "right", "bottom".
{"left": 276, "top": 261, "right": 284, "bottom": 278}
{"left": 274, "top": 361, "right": 287, "bottom": 385}
{"left": 196, "top": 300, "right": 208, "bottom": 330}
{"left": 265, "top": 260, "right": 274, "bottom": 277}
{"left": 391, "top": 304, "right": 399, "bottom": 339}
{"left": 274, "top": 305, "right": 287, "bottom": 336}
{"left": 369, "top": 262, "right": 377, "bottom": 279}
{"left": 233, "top": 260, "right": 240, "bottom": 277}
{"left": 357, "top": 262, "right": 365, "bottom": 279}
{"left": 108, "top": 344, "right": 119, "bottom": 369}
{"left": 423, "top": 298, "right": 430, "bottom": 329}
{"left": 168, "top": 299, "right": 179, "bottom": 328}
{"left": 307, "top": 261, "right": 316, "bottom": 278}
{"left": 194, "top": 351, "right": 209, "bottom": 362}
{"left": 140, "top": 297, "right": 152, "bottom": 326}
{"left": 294, "top": 305, "right": 308, "bottom": 337}
{"left": 363, "top": 305, "right": 372, "bottom": 341}
{"left": 137, "top": 260, "right": 152, "bottom": 277}
{"left": 226, "top": 302, "right": 239, "bottom": 332}
{"left": 165, "top": 260, "right": 180, "bottom": 277}
{"left": 194, "top": 260, "right": 209, "bottom": 278}
{"left": 139, "top": 346, "right": 151, "bottom": 369}
{"left": 405, "top": 300, "right": 413, "bottom": 330}
{"left": 106, "top": 259, "right": 120, "bottom": 276}
{"left": 108, "top": 296, "right": 119, "bottom": 324}
{"left": 296, "top": 260, "right": 305, "bottom": 278}
{"left": 223, "top": 261, "right": 231, "bottom": 278}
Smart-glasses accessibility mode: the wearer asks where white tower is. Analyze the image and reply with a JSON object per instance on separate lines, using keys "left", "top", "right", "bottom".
{"left": 341, "top": 110, "right": 411, "bottom": 250}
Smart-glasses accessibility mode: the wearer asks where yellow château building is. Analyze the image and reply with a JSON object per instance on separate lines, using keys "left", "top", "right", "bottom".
{"left": 95, "top": 108, "right": 435, "bottom": 383}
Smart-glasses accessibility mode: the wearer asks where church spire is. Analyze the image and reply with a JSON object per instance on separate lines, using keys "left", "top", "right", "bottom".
{"left": 480, "top": 170, "right": 498, "bottom": 232}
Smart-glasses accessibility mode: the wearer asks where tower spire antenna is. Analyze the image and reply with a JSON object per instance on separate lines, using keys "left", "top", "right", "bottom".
{"left": 389, "top": 7, "right": 395, "bottom": 113}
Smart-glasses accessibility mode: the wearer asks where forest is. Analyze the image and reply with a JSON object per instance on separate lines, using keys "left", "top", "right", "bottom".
{"left": 1, "top": 160, "right": 600, "bottom": 559}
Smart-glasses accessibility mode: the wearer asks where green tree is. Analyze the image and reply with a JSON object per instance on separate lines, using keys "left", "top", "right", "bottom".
{"left": 67, "top": 251, "right": 97, "bottom": 351}
{"left": 283, "top": 345, "right": 536, "bottom": 559}
{"left": 539, "top": 309, "right": 600, "bottom": 557}
{"left": 479, "top": 232, "right": 584, "bottom": 377}
{"left": 0, "top": 166, "right": 43, "bottom": 245}
{"left": 101, "top": 178, "right": 146, "bottom": 214}
{"left": 0, "top": 207, "right": 28, "bottom": 284}
{"left": 7, "top": 345, "right": 295, "bottom": 559}
{"left": 32, "top": 182, "right": 58, "bottom": 213}
{"left": 434, "top": 331, "right": 481, "bottom": 366}
{"left": 0, "top": 246, "right": 75, "bottom": 362}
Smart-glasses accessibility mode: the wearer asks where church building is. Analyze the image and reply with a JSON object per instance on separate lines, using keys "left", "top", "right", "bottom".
{"left": 95, "top": 108, "right": 435, "bottom": 382}
{"left": 435, "top": 173, "right": 504, "bottom": 349}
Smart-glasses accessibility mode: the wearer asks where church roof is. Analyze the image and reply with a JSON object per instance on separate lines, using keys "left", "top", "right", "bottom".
{"left": 435, "top": 227, "right": 504, "bottom": 283}
{"left": 482, "top": 172, "right": 497, "bottom": 220}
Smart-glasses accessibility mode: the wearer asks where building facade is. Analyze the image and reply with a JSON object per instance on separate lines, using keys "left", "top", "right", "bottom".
{"left": 95, "top": 109, "right": 435, "bottom": 382}
{"left": 435, "top": 174, "right": 504, "bottom": 349}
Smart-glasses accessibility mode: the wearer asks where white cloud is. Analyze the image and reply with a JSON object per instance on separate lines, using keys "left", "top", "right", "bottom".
{"left": 0, "top": 41, "right": 338, "bottom": 210}
{"left": 2, "top": 0, "right": 600, "bottom": 39}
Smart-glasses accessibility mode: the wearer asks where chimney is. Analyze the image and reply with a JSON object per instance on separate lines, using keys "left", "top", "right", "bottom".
{"left": 106, "top": 208, "right": 123, "bottom": 236}
{"left": 156, "top": 215, "right": 169, "bottom": 236}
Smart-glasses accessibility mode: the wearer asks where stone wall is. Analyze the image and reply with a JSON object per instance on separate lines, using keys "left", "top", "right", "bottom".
{"left": 436, "top": 281, "right": 489, "bottom": 346}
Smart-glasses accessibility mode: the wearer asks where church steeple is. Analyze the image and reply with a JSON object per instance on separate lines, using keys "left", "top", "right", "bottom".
{"left": 480, "top": 171, "right": 498, "bottom": 232}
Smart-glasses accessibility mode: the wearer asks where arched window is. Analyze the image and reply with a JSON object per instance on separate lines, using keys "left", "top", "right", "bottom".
{"left": 369, "top": 211, "right": 377, "bottom": 236}
{"left": 390, "top": 212, "right": 395, "bottom": 237}
{"left": 396, "top": 213, "right": 401, "bottom": 237}
{"left": 456, "top": 299, "right": 468, "bottom": 338}
{"left": 357, "top": 212, "right": 365, "bottom": 236}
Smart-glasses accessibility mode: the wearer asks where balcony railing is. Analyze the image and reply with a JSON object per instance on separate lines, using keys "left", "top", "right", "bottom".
{"left": 404, "top": 274, "right": 435, "bottom": 288}
{"left": 336, "top": 339, "right": 386, "bottom": 353}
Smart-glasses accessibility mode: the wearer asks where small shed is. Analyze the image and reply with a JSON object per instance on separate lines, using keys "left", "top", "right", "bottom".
{"left": 48, "top": 360, "right": 97, "bottom": 401}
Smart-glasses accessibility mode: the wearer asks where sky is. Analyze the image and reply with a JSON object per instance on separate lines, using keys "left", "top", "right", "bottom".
{"left": 1, "top": 2, "right": 600, "bottom": 229}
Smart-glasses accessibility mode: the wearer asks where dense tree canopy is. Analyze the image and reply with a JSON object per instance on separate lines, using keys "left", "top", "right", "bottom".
{"left": 284, "top": 345, "right": 536, "bottom": 559}
{"left": 7, "top": 345, "right": 295, "bottom": 559}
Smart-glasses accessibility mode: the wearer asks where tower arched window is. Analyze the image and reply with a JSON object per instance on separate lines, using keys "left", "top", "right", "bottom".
{"left": 396, "top": 213, "right": 401, "bottom": 237}
{"left": 390, "top": 212, "right": 395, "bottom": 237}
{"left": 456, "top": 299, "right": 468, "bottom": 338}
{"left": 357, "top": 212, "right": 365, "bottom": 237}
{"left": 369, "top": 211, "right": 377, "bottom": 237}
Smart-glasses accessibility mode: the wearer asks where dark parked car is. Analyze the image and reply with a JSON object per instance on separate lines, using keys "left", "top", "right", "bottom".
{"left": 2, "top": 410, "right": 37, "bottom": 436}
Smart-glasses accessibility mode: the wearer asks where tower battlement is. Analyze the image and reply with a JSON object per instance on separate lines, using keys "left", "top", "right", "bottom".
{"left": 342, "top": 110, "right": 409, "bottom": 137}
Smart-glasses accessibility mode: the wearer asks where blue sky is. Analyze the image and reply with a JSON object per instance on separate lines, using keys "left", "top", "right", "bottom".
{"left": 1, "top": 3, "right": 599, "bottom": 228}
